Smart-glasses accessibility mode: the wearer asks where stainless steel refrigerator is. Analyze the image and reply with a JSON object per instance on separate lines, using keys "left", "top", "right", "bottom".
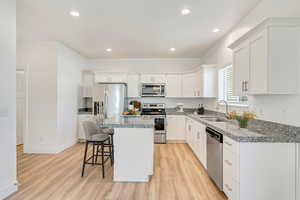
{"left": 93, "top": 83, "right": 127, "bottom": 118}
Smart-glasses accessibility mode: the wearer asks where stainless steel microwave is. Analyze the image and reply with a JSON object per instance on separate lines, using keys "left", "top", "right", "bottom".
{"left": 141, "top": 84, "right": 165, "bottom": 97}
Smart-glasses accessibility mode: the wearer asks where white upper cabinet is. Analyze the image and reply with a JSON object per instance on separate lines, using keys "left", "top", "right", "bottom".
{"left": 182, "top": 73, "right": 197, "bottom": 97}
{"left": 165, "top": 74, "right": 182, "bottom": 97}
{"left": 81, "top": 71, "right": 95, "bottom": 97}
{"left": 140, "top": 74, "right": 166, "bottom": 83}
{"left": 201, "top": 67, "right": 217, "bottom": 98}
{"left": 182, "top": 68, "right": 217, "bottom": 98}
{"left": 127, "top": 74, "right": 140, "bottom": 98}
{"left": 232, "top": 41, "right": 250, "bottom": 96}
{"left": 229, "top": 18, "right": 300, "bottom": 95}
{"left": 95, "top": 73, "right": 127, "bottom": 83}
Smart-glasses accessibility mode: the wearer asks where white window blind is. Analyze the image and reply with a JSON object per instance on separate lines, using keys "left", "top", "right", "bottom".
{"left": 218, "top": 65, "right": 246, "bottom": 104}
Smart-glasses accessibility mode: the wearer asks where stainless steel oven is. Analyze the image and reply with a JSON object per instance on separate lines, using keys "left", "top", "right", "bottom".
{"left": 141, "top": 103, "right": 166, "bottom": 144}
{"left": 141, "top": 84, "right": 165, "bottom": 97}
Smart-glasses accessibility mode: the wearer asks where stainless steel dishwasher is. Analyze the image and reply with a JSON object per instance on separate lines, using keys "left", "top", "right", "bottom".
{"left": 206, "top": 127, "right": 223, "bottom": 191}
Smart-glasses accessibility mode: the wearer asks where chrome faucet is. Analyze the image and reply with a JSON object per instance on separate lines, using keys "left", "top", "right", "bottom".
{"left": 219, "top": 100, "right": 229, "bottom": 115}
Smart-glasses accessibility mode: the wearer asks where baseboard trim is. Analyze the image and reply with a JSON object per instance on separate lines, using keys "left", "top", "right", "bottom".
{"left": 167, "top": 140, "right": 187, "bottom": 144}
{"left": 0, "top": 181, "right": 18, "bottom": 199}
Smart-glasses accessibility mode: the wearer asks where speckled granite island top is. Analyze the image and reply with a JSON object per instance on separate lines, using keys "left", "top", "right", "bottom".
{"left": 186, "top": 114, "right": 300, "bottom": 143}
{"left": 98, "top": 116, "right": 154, "bottom": 129}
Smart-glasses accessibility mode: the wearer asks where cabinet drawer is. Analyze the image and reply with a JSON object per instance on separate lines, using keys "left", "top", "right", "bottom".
{"left": 223, "top": 147, "right": 238, "bottom": 181}
{"left": 224, "top": 136, "right": 239, "bottom": 153}
{"left": 223, "top": 176, "right": 238, "bottom": 200}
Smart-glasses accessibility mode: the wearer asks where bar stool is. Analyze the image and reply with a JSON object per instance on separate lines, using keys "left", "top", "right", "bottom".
{"left": 81, "top": 121, "right": 113, "bottom": 178}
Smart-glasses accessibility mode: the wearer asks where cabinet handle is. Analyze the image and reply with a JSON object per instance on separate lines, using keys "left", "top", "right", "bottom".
{"left": 224, "top": 160, "right": 233, "bottom": 166}
{"left": 245, "top": 81, "right": 248, "bottom": 92}
{"left": 225, "top": 184, "right": 233, "bottom": 192}
{"left": 224, "top": 141, "right": 233, "bottom": 146}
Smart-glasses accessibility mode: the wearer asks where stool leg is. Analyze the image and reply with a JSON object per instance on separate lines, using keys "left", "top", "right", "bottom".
{"left": 95, "top": 144, "right": 99, "bottom": 164}
{"left": 82, "top": 142, "right": 89, "bottom": 177}
{"left": 111, "top": 135, "right": 114, "bottom": 165}
{"left": 92, "top": 144, "right": 95, "bottom": 165}
{"left": 101, "top": 143, "right": 105, "bottom": 178}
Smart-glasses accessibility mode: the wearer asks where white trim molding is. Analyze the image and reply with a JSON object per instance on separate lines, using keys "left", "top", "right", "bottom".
{"left": 0, "top": 181, "right": 18, "bottom": 199}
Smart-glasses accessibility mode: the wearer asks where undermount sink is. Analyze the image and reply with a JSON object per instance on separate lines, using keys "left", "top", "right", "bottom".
{"left": 202, "top": 117, "right": 227, "bottom": 122}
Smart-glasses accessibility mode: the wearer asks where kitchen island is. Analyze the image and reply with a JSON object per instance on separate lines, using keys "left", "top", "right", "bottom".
{"left": 98, "top": 116, "right": 154, "bottom": 182}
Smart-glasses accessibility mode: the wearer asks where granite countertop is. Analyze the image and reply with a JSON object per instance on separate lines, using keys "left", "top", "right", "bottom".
{"left": 167, "top": 110, "right": 300, "bottom": 143}
{"left": 97, "top": 116, "right": 154, "bottom": 129}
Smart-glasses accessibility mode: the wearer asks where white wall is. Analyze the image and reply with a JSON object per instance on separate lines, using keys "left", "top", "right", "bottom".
{"left": 89, "top": 58, "right": 202, "bottom": 73}
{"left": 24, "top": 42, "right": 59, "bottom": 153}
{"left": 0, "top": 0, "right": 17, "bottom": 198}
{"left": 201, "top": 0, "right": 300, "bottom": 126}
{"left": 57, "top": 44, "right": 86, "bottom": 150}
{"left": 19, "top": 42, "right": 87, "bottom": 153}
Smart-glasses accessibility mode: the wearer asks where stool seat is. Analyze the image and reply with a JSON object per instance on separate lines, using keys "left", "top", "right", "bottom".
{"left": 86, "top": 134, "right": 110, "bottom": 143}
{"left": 98, "top": 128, "right": 114, "bottom": 135}
{"left": 81, "top": 120, "right": 114, "bottom": 179}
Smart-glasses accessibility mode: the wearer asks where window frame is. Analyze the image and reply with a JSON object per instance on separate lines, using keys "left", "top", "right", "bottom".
{"left": 218, "top": 65, "right": 248, "bottom": 107}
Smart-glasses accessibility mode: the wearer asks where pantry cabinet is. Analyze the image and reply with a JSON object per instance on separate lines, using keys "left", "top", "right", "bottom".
{"left": 229, "top": 18, "right": 300, "bottom": 95}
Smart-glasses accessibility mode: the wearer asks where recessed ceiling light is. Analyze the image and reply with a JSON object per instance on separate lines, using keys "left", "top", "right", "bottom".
{"left": 106, "top": 48, "right": 112, "bottom": 52}
{"left": 181, "top": 8, "right": 191, "bottom": 16}
{"left": 169, "top": 48, "right": 176, "bottom": 52}
{"left": 70, "top": 10, "right": 80, "bottom": 17}
{"left": 212, "top": 28, "right": 220, "bottom": 33}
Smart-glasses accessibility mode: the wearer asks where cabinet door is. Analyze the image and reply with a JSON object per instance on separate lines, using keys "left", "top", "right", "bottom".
{"left": 182, "top": 73, "right": 197, "bottom": 97}
{"left": 140, "top": 74, "right": 166, "bottom": 83}
{"left": 166, "top": 74, "right": 182, "bottom": 97}
{"left": 167, "top": 116, "right": 177, "bottom": 140}
{"left": 233, "top": 41, "right": 250, "bottom": 96}
{"left": 249, "top": 30, "right": 268, "bottom": 94}
{"left": 95, "top": 73, "right": 110, "bottom": 83}
{"left": 194, "top": 70, "right": 203, "bottom": 97}
{"left": 194, "top": 123, "right": 202, "bottom": 160}
{"left": 82, "top": 72, "right": 95, "bottom": 86}
{"left": 199, "top": 123, "right": 207, "bottom": 168}
{"left": 167, "top": 116, "right": 185, "bottom": 140}
{"left": 127, "top": 74, "right": 140, "bottom": 97}
{"left": 95, "top": 73, "right": 127, "bottom": 83}
{"left": 186, "top": 119, "right": 193, "bottom": 148}
{"left": 202, "top": 67, "right": 217, "bottom": 98}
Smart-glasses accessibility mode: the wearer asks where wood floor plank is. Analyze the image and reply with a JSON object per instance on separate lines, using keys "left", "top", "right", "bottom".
{"left": 6, "top": 143, "right": 227, "bottom": 200}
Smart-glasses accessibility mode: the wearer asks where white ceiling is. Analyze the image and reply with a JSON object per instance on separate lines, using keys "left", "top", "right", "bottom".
{"left": 17, "top": 0, "right": 261, "bottom": 59}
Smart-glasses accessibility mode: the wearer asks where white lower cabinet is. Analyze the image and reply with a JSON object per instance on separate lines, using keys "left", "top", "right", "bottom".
{"left": 167, "top": 115, "right": 186, "bottom": 141}
{"left": 184, "top": 117, "right": 207, "bottom": 168}
{"left": 223, "top": 135, "right": 297, "bottom": 200}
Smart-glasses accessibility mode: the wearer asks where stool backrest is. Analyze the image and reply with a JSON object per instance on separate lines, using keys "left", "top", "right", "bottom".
{"left": 82, "top": 120, "right": 99, "bottom": 138}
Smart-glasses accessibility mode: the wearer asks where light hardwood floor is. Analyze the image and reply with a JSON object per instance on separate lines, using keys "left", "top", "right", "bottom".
{"left": 7, "top": 144, "right": 226, "bottom": 200}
